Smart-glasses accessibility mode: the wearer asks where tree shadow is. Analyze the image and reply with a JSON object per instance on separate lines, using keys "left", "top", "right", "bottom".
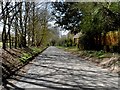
{"left": 8, "top": 73, "right": 96, "bottom": 90}
{"left": 4, "top": 49, "right": 20, "bottom": 58}
{"left": 2, "top": 79, "right": 25, "bottom": 90}
{"left": 3, "top": 63, "right": 118, "bottom": 90}
{"left": 2, "top": 51, "right": 119, "bottom": 90}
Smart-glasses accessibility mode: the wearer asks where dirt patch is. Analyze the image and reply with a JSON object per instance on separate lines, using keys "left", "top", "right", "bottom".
{"left": 99, "top": 57, "right": 120, "bottom": 73}
{"left": 1, "top": 49, "right": 23, "bottom": 77}
{"left": 80, "top": 55, "right": 120, "bottom": 73}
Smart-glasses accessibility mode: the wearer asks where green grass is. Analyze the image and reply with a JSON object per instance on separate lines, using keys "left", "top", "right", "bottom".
{"left": 19, "top": 47, "right": 43, "bottom": 63}
{"left": 57, "top": 46, "right": 78, "bottom": 52}
{"left": 81, "top": 50, "right": 105, "bottom": 59}
{"left": 30, "top": 47, "right": 41, "bottom": 54}
{"left": 20, "top": 53, "right": 32, "bottom": 63}
{"left": 57, "top": 46, "right": 115, "bottom": 59}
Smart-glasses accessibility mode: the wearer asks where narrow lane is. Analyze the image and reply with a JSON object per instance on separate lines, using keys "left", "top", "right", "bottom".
{"left": 11, "top": 46, "right": 119, "bottom": 89}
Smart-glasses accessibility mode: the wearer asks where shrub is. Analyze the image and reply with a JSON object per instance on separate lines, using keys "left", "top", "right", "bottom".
{"left": 20, "top": 53, "right": 32, "bottom": 63}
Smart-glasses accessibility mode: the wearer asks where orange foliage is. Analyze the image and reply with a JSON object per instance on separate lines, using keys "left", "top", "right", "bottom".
{"left": 105, "top": 31, "right": 119, "bottom": 46}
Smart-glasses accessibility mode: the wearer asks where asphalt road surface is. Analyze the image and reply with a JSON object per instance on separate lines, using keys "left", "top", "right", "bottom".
{"left": 6, "top": 46, "right": 119, "bottom": 90}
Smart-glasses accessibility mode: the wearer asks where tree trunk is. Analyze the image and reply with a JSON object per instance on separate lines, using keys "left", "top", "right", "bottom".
{"left": 11, "top": 37, "right": 14, "bottom": 47}
{"left": 8, "top": 25, "right": 11, "bottom": 49}
{"left": 32, "top": 2, "right": 35, "bottom": 46}
{"left": 15, "top": 17, "right": 18, "bottom": 48}
{"left": 1, "top": 2, "right": 7, "bottom": 49}
{"left": 19, "top": 2, "right": 26, "bottom": 48}
{"left": 15, "top": 2, "right": 18, "bottom": 48}
{"left": 103, "top": 32, "right": 110, "bottom": 52}
{"left": 27, "top": 3, "right": 31, "bottom": 47}
{"left": 2, "top": 25, "right": 7, "bottom": 49}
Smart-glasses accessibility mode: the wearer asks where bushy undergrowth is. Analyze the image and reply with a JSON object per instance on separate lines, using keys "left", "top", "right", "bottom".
{"left": 20, "top": 53, "right": 32, "bottom": 63}
{"left": 85, "top": 50, "right": 105, "bottom": 58}
{"left": 2, "top": 46, "right": 46, "bottom": 80}
{"left": 19, "top": 47, "right": 42, "bottom": 63}
{"left": 58, "top": 46, "right": 120, "bottom": 72}
{"left": 58, "top": 46, "right": 118, "bottom": 59}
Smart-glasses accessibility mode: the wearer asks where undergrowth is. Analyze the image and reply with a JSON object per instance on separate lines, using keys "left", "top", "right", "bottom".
{"left": 19, "top": 47, "right": 42, "bottom": 63}
{"left": 57, "top": 46, "right": 119, "bottom": 59}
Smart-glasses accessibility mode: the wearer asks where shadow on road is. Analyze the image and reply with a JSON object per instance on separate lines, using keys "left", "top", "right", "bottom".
{"left": 2, "top": 47, "right": 119, "bottom": 90}
{"left": 3, "top": 62, "right": 118, "bottom": 90}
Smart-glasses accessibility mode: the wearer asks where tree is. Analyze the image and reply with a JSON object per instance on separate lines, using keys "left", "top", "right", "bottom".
{"left": 0, "top": 1, "right": 58, "bottom": 49}
{"left": 1, "top": 2, "right": 8, "bottom": 49}
{"left": 0, "top": 2, "right": 20, "bottom": 49}
{"left": 78, "top": 2, "right": 120, "bottom": 52}
{"left": 52, "top": 2, "right": 82, "bottom": 35}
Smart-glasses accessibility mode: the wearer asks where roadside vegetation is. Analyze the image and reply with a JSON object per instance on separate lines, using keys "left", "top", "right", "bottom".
{"left": 52, "top": 2, "right": 120, "bottom": 53}
{"left": 19, "top": 47, "right": 44, "bottom": 63}
{"left": 1, "top": 1, "right": 120, "bottom": 88}
{"left": 2, "top": 46, "right": 46, "bottom": 77}
{"left": 0, "top": 1, "right": 59, "bottom": 85}
{"left": 52, "top": 2, "right": 120, "bottom": 73}
{"left": 57, "top": 46, "right": 120, "bottom": 73}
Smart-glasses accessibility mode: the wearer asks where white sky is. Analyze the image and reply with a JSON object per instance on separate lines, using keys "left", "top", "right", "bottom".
{"left": 48, "top": 21, "right": 69, "bottom": 36}
{"left": 61, "top": 30, "right": 69, "bottom": 35}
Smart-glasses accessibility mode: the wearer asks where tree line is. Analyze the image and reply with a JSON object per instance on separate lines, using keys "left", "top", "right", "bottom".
{"left": 52, "top": 2, "right": 120, "bottom": 53}
{"left": 0, "top": 1, "right": 55, "bottom": 49}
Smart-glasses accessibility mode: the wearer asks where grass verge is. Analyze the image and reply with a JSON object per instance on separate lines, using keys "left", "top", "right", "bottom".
{"left": 2, "top": 46, "right": 48, "bottom": 79}
{"left": 57, "top": 46, "right": 120, "bottom": 73}
{"left": 19, "top": 47, "right": 43, "bottom": 63}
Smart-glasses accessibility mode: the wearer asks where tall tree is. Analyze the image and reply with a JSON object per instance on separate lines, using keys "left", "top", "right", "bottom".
{"left": 52, "top": 2, "right": 82, "bottom": 35}
{"left": 77, "top": 2, "right": 120, "bottom": 51}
